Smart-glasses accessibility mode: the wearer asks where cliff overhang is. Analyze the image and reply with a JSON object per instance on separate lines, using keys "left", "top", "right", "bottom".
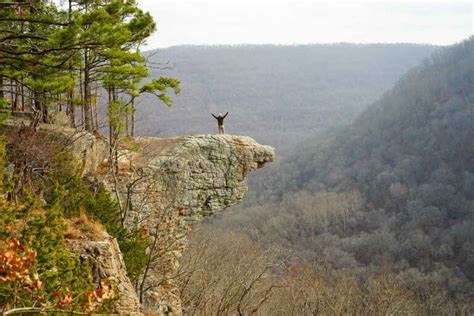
{"left": 1, "top": 116, "right": 275, "bottom": 315}
{"left": 97, "top": 135, "right": 274, "bottom": 314}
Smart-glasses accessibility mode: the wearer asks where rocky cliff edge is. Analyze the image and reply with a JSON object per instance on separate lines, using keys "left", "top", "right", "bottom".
{"left": 90, "top": 134, "right": 274, "bottom": 314}
{"left": 1, "top": 117, "right": 275, "bottom": 314}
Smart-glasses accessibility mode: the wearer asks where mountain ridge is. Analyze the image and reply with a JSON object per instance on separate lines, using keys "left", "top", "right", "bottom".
{"left": 194, "top": 37, "right": 474, "bottom": 312}
{"left": 137, "top": 43, "right": 438, "bottom": 154}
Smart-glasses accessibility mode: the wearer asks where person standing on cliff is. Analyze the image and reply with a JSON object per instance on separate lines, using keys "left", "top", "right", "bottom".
{"left": 211, "top": 112, "right": 228, "bottom": 134}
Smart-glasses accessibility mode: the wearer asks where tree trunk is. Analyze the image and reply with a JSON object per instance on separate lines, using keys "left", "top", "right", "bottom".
{"left": 58, "top": 93, "right": 62, "bottom": 112}
{"left": 79, "top": 68, "right": 85, "bottom": 128}
{"left": 21, "top": 83, "right": 25, "bottom": 111}
{"left": 131, "top": 97, "right": 136, "bottom": 137}
{"left": 11, "top": 80, "right": 18, "bottom": 113}
{"left": 93, "top": 83, "right": 99, "bottom": 132}
{"left": 112, "top": 89, "right": 119, "bottom": 175}
{"left": 125, "top": 114, "right": 129, "bottom": 137}
{"left": 31, "top": 91, "right": 42, "bottom": 129}
{"left": 13, "top": 81, "right": 20, "bottom": 113}
{"left": 68, "top": 89, "right": 76, "bottom": 128}
{"left": 108, "top": 88, "right": 117, "bottom": 174}
{"left": 83, "top": 48, "right": 92, "bottom": 131}
{"left": 42, "top": 96, "right": 49, "bottom": 123}
{"left": 0, "top": 77, "right": 4, "bottom": 101}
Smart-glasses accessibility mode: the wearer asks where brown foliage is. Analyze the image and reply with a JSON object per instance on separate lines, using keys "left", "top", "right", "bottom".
{"left": 177, "top": 230, "right": 280, "bottom": 315}
{"left": 0, "top": 239, "right": 39, "bottom": 291}
{"left": 5, "top": 127, "right": 76, "bottom": 199}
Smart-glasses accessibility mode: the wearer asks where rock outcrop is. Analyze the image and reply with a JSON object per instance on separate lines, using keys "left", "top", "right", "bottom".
{"left": 0, "top": 115, "right": 109, "bottom": 176}
{"left": 97, "top": 135, "right": 274, "bottom": 314}
{"left": 114, "top": 135, "right": 274, "bottom": 221}
{"left": 1, "top": 115, "right": 275, "bottom": 315}
{"left": 69, "top": 234, "right": 141, "bottom": 315}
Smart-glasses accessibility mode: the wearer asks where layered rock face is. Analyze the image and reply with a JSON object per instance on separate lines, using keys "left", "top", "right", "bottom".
{"left": 69, "top": 233, "right": 141, "bottom": 315}
{"left": 1, "top": 116, "right": 275, "bottom": 314}
{"left": 118, "top": 135, "right": 275, "bottom": 221}
{"left": 95, "top": 135, "right": 274, "bottom": 314}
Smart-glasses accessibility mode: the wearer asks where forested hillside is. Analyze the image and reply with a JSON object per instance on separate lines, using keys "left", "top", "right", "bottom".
{"left": 250, "top": 37, "right": 474, "bottom": 204}
{"left": 139, "top": 44, "right": 436, "bottom": 152}
{"left": 180, "top": 37, "right": 474, "bottom": 313}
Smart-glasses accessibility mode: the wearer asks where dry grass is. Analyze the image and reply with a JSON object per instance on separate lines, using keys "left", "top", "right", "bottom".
{"left": 64, "top": 211, "right": 107, "bottom": 241}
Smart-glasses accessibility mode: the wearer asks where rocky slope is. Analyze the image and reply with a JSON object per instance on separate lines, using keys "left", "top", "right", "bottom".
{"left": 68, "top": 230, "right": 142, "bottom": 315}
{"left": 82, "top": 133, "right": 275, "bottom": 314}
{"left": 1, "top": 116, "right": 274, "bottom": 314}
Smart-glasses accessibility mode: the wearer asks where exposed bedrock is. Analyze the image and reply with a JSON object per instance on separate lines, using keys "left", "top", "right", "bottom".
{"left": 96, "top": 135, "right": 275, "bottom": 314}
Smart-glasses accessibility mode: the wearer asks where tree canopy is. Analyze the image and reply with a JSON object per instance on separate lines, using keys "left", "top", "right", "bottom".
{"left": 195, "top": 37, "right": 474, "bottom": 313}
{"left": 0, "top": 0, "right": 179, "bottom": 137}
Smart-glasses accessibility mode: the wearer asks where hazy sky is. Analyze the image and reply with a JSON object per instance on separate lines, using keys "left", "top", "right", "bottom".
{"left": 136, "top": 0, "right": 473, "bottom": 48}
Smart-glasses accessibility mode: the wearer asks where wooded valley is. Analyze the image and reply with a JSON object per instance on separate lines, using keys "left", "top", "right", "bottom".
{"left": 0, "top": 0, "right": 472, "bottom": 314}
{"left": 178, "top": 37, "right": 474, "bottom": 314}
{"left": 140, "top": 44, "right": 436, "bottom": 153}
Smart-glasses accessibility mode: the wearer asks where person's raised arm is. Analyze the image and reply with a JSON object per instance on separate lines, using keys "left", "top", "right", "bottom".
{"left": 211, "top": 113, "right": 218, "bottom": 119}
{"left": 223, "top": 112, "right": 229, "bottom": 118}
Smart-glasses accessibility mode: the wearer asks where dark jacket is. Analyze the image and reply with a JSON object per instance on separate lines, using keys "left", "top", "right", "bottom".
{"left": 211, "top": 112, "right": 228, "bottom": 126}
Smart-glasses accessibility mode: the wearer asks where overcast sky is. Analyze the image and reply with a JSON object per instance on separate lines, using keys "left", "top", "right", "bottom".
{"left": 136, "top": 0, "right": 473, "bottom": 48}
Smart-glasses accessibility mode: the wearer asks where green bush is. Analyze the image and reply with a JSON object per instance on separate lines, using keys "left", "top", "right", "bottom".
{"left": 1, "top": 129, "right": 147, "bottom": 308}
